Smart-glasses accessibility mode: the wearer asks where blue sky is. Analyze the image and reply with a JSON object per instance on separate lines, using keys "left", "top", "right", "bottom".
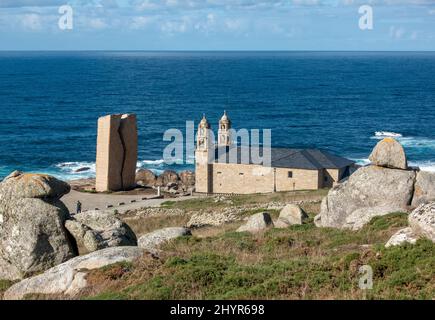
{"left": 0, "top": 0, "right": 434, "bottom": 50}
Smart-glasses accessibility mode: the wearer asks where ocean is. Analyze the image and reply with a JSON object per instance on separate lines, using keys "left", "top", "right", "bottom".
{"left": 0, "top": 51, "right": 434, "bottom": 181}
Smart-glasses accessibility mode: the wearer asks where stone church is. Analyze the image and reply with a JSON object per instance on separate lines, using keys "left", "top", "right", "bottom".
{"left": 195, "top": 112, "right": 355, "bottom": 194}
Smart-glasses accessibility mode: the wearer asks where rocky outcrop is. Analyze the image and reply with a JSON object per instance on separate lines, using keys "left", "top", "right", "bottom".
{"left": 138, "top": 227, "right": 191, "bottom": 252}
{"left": 135, "top": 169, "right": 194, "bottom": 194}
{"left": 179, "top": 170, "right": 195, "bottom": 191}
{"left": 318, "top": 137, "right": 435, "bottom": 231}
{"left": 95, "top": 114, "right": 137, "bottom": 192}
{"left": 411, "top": 171, "right": 435, "bottom": 207}
{"left": 318, "top": 165, "right": 415, "bottom": 230}
{"left": 275, "top": 204, "right": 308, "bottom": 228}
{"left": 386, "top": 202, "right": 435, "bottom": 247}
{"left": 0, "top": 170, "right": 70, "bottom": 200}
{"left": 3, "top": 247, "right": 145, "bottom": 300}
{"left": 0, "top": 256, "right": 21, "bottom": 281}
{"left": 0, "top": 172, "right": 76, "bottom": 280}
{"left": 237, "top": 212, "right": 274, "bottom": 233}
{"left": 369, "top": 138, "right": 408, "bottom": 169}
{"left": 155, "top": 170, "right": 179, "bottom": 187}
{"left": 385, "top": 227, "right": 418, "bottom": 247}
{"left": 408, "top": 202, "right": 435, "bottom": 242}
{"left": 135, "top": 169, "right": 157, "bottom": 187}
{"left": 65, "top": 211, "right": 137, "bottom": 254}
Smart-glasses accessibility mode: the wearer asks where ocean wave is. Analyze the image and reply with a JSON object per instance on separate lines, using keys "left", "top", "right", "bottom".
{"left": 55, "top": 161, "right": 96, "bottom": 173}
{"left": 371, "top": 132, "right": 435, "bottom": 150}
{"left": 50, "top": 158, "right": 191, "bottom": 180}
{"left": 138, "top": 159, "right": 165, "bottom": 166}
{"left": 350, "top": 158, "right": 435, "bottom": 172}
{"left": 350, "top": 158, "right": 371, "bottom": 166}
{"left": 409, "top": 161, "right": 435, "bottom": 172}
{"left": 374, "top": 131, "right": 403, "bottom": 138}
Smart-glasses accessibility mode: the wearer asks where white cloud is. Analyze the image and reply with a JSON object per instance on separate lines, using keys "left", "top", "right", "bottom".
{"left": 160, "top": 16, "right": 190, "bottom": 35}
{"left": 389, "top": 26, "right": 406, "bottom": 39}
{"left": 130, "top": 16, "right": 153, "bottom": 29}
{"left": 20, "top": 13, "right": 43, "bottom": 30}
{"left": 87, "top": 18, "right": 108, "bottom": 29}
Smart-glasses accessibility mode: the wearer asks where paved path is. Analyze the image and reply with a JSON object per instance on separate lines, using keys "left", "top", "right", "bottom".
{"left": 62, "top": 190, "right": 199, "bottom": 214}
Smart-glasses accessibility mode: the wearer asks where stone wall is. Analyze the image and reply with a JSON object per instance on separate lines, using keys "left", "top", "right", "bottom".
{"left": 275, "top": 168, "right": 320, "bottom": 191}
{"left": 195, "top": 149, "right": 211, "bottom": 193}
{"left": 322, "top": 168, "right": 342, "bottom": 188}
{"left": 196, "top": 161, "right": 323, "bottom": 194}
{"left": 212, "top": 163, "right": 275, "bottom": 194}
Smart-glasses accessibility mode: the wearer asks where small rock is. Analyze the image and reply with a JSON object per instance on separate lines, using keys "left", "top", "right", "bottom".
{"left": 237, "top": 212, "right": 274, "bottom": 233}
{"left": 155, "top": 170, "right": 179, "bottom": 187}
{"left": 314, "top": 214, "right": 322, "bottom": 227}
{"left": 138, "top": 227, "right": 191, "bottom": 252}
{"left": 275, "top": 204, "right": 308, "bottom": 228}
{"left": 385, "top": 227, "right": 419, "bottom": 247}
{"left": 135, "top": 169, "right": 157, "bottom": 187}
{"left": 74, "top": 167, "right": 91, "bottom": 173}
{"left": 369, "top": 138, "right": 408, "bottom": 170}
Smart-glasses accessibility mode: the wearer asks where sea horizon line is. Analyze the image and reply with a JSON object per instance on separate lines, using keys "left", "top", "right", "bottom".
{"left": 1, "top": 50, "right": 435, "bottom": 53}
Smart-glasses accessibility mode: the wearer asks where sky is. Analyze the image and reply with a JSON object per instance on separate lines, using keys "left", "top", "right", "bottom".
{"left": 0, "top": 0, "right": 434, "bottom": 50}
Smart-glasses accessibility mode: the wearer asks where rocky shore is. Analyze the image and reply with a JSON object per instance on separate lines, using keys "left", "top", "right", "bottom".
{"left": 69, "top": 169, "right": 196, "bottom": 197}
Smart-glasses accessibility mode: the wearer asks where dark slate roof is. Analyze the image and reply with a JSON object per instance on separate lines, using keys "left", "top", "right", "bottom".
{"left": 214, "top": 146, "right": 354, "bottom": 170}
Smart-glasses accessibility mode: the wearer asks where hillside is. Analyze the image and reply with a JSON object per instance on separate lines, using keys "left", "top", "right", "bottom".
{"left": 3, "top": 191, "right": 432, "bottom": 300}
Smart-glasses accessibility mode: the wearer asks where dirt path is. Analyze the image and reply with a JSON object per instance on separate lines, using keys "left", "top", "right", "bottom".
{"left": 61, "top": 190, "right": 199, "bottom": 214}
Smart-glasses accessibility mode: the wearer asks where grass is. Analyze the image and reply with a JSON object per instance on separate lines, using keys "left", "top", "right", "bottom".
{"left": 123, "top": 214, "right": 191, "bottom": 237}
{"left": 80, "top": 212, "right": 435, "bottom": 300}
{"left": 160, "top": 190, "right": 328, "bottom": 212}
{"left": 0, "top": 280, "right": 15, "bottom": 299}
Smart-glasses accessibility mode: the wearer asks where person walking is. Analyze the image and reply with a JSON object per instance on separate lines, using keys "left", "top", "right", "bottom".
{"left": 76, "top": 200, "right": 82, "bottom": 214}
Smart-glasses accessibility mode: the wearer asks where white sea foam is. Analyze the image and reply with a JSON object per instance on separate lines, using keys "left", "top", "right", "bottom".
{"left": 372, "top": 132, "right": 435, "bottom": 151}
{"left": 351, "top": 158, "right": 371, "bottom": 166}
{"left": 138, "top": 159, "right": 165, "bottom": 166}
{"left": 50, "top": 158, "right": 184, "bottom": 180}
{"left": 409, "top": 161, "right": 435, "bottom": 172}
{"left": 351, "top": 158, "right": 435, "bottom": 172}
{"left": 55, "top": 161, "right": 96, "bottom": 174}
{"left": 374, "top": 131, "right": 403, "bottom": 138}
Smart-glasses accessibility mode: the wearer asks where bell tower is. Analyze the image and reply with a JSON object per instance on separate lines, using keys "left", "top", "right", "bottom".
{"left": 195, "top": 114, "right": 213, "bottom": 193}
{"left": 218, "top": 111, "right": 232, "bottom": 147}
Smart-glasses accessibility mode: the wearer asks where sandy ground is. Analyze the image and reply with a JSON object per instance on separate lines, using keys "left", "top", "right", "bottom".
{"left": 61, "top": 190, "right": 199, "bottom": 214}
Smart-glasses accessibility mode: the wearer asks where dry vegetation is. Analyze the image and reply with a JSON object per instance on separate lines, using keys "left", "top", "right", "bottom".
{"left": 75, "top": 191, "right": 434, "bottom": 300}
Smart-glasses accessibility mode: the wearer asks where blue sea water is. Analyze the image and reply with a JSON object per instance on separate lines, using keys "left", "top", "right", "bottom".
{"left": 0, "top": 51, "right": 434, "bottom": 180}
